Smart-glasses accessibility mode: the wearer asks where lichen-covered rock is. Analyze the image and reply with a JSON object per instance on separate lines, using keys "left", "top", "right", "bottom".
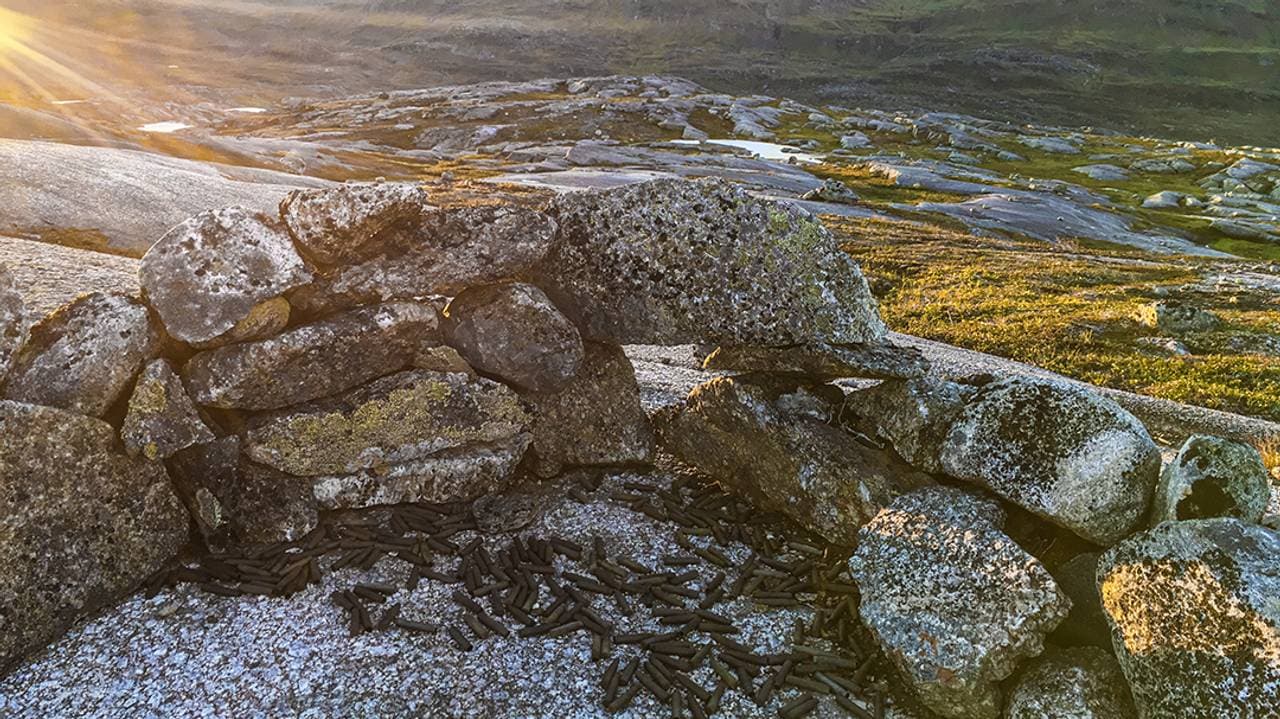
{"left": 230, "top": 460, "right": 320, "bottom": 545}
{"left": 1135, "top": 301, "right": 1220, "bottom": 334}
{"left": 169, "top": 436, "right": 240, "bottom": 546}
{"left": 190, "top": 297, "right": 291, "bottom": 350}
{"left": 1098, "top": 519, "right": 1280, "bottom": 717}
{"left": 529, "top": 178, "right": 886, "bottom": 345}
{"left": 1005, "top": 647, "right": 1136, "bottom": 719}
{"left": 140, "top": 207, "right": 311, "bottom": 345}
{"left": 2, "top": 292, "right": 162, "bottom": 417}
{"left": 414, "top": 345, "right": 476, "bottom": 375}
{"left": 702, "top": 341, "right": 928, "bottom": 380}
{"left": 524, "top": 342, "right": 654, "bottom": 477}
{"left": 279, "top": 182, "right": 430, "bottom": 266}
{"left": 443, "top": 282, "right": 584, "bottom": 393}
{"left": 940, "top": 376, "right": 1161, "bottom": 545}
{"left": 655, "top": 374, "right": 930, "bottom": 545}
{"left": 845, "top": 377, "right": 975, "bottom": 474}
{"left": 121, "top": 359, "right": 215, "bottom": 460}
{"left": 287, "top": 204, "right": 556, "bottom": 317}
{"left": 0, "top": 264, "right": 27, "bottom": 382}
{"left": 0, "top": 400, "right": 188, "bottom": 669}
{"left": 849, "top": 487, "right": 1071, "bottom": 719}
{"left": 312, "top": 435, "right": 531, "bottom": 510}
{"left": 184, "top": 302, "right": 439, "bottom": 411}
{"left": 1149, "top": 435, "right": 1270, "bottom": 525}
{"left": 243, "top": 370, "right": 531, "bottom": 477}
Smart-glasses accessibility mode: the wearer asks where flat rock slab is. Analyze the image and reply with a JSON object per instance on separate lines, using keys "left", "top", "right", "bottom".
{"left": 2, "top": 292, "right": 162, "bottom": 417}
{"left": 529, "top": 177, "right": 886, "bottom": 346}
{"left": 140, "top": 207, "right": 312, "bottom": 345}
{"left": 0, "top": 470, "right": 896, "bottom": 719}
{"left": 1098, "top": 519, "right": 1280, "bottom": 717}
{"left": 0, "top": 236, "right": 139, "bottom": 317}
{"left": 243, "top": 370, "right": 531, "bottom": 477}
{"left": 702, "top": 342, "right": 928, "bottom": 381}
{"left": 849, "top": 487, "right": 1070, "bottom": 719}
{"left": 184, "top": 301, "right": 439, "bottom": 411}
{"left": 0, "top": 401, "right": 188, "bottom": 670}
{"left": 0, "top": 265, "right": 27, "bottom": 381}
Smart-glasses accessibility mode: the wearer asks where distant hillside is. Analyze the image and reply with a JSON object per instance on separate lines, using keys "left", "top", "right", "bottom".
{"left": 1, "top": 0, "right": 1277, "bottom": 144}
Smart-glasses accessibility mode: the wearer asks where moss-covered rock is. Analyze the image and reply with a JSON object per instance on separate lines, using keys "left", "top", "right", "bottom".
{"left": 528, "top": 177, "right": 886, "bottom": 345}
{"left": 2, "top": 292, "right": 162, "bottom": 417}
{"left": 243, "top": 370, "right": 531, "bottom": 477}
{"left": 0, "top": 400, "right": 188, "bottom": 670}
{"left": 1149, "top": 435, "right": 1270, "bottom": 525}
{"left": 1098, "top": 519, "right": 1280, "bottom": 717}
{"left": 654, "top": 373, "right": 929, "bottom": 545}
{"left": 121, "top": 359, "right": 215, "bottom": 460}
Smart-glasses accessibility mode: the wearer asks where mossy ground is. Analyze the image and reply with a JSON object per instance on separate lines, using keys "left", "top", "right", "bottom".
{"left": 829, "top": 215, "right": 1280, "bottom": 421}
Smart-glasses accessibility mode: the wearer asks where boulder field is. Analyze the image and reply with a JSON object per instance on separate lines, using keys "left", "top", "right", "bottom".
{"left": 0, "top": 177, "right": 1275, "bottom": 717}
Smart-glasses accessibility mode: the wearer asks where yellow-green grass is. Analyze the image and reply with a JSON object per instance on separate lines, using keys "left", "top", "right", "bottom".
{"left": 830, "top": 215, "right": 1280, "bottom": 420}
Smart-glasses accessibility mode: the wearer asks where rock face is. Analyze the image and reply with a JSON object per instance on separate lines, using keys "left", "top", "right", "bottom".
{"left": 940, "top": 377, "right": 1161, "bottom": 545}
{"left": 701, "top": 342, "right": 928, "bottom": 381}
{"left": 311, "top": 436, "right": 531, "bottom": 510}
{"left": 0, "top": 264, "right": 27, "bottom": 382}
{"left": 849, "top": 487, "right": 1071, "bottom": 719}
{"left": 2, "top": 292, "right": 162, "bottom": 417}
{"left": 655, "top": 374, "right": 930, "bottom": 545}
{"left": 1149, "top": 435, "right": 1270, "bottom": 525}
{"left": 231, "top": 460, "right": 321, "bottom": 544}
{"left": 121, "top": 359, "right": 215, "bottom": 460}
{"left": 140, "top": 207, "right": 312, "bottom": 345}
{"left": 287, "top": 204, "right": 557, "bottom": 316}
{"left": 0, "top": 401, "right": 188, "bottom": 669}
{"left": 279, "top": 182, "right": 431, "bottom": 266}
{"left": 1098, "top": 519, "right": 1280, "bottom": 718}
{"left": 524, "top": 342, "right": 654, "bottom": 477}
{"left": 243, "top": 370, "right": 531, "bottom": 477}
{"left": 168, "top": 437, "right": 240, "bottom": 545}
{"left": 190, "top": 297, "right": 291, "bottom": 350}
{"left": 184, "top": 302, "right": 439, "bottom": 411}
{"left": 1004, "top": 647, "right": 1136, "bottom": 719}
{"left": 530, "top": 178, "right": 886, "bottom": 345}
{"left": 443, "top": 283, "right": 585, "bottom": 393}
{"left": 845, "top": 377, "right": 975, "bottom": 474}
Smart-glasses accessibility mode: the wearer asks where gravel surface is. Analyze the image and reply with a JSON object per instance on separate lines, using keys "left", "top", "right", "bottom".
{"left": 0, "top": 469, "right": 900, "bottom": 719}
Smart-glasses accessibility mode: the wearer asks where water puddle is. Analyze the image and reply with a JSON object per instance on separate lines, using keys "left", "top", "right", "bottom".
{"left": 227, "top": 107, "right": 267, "bottom": 114}
{"left": 672, "top": 138, "right": 822, "bottom": 164}
{"left": 139, "top": 121, "right": 193, "bottom": 134}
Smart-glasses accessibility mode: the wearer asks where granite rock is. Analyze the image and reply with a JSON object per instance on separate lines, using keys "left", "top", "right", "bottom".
{"left": 1004, "top": 647, "right": 1136, "bottom": 719}
{"left": 280, "top": 182, "right": 431, "bottom": 266}
{"left": 1149, "top": 434, "right": 1270, "bottom": 525}
{"left": 120, "top": 359, "right": 215, "bottom": 460}
{"left": 845, "top": 377, "right": 975, "bottom": 474}
{"left": 0, "top": 264, "right": 26, "bottom": 382}
{"left": 702, "top": 342, "right": 929, "bottom": 381}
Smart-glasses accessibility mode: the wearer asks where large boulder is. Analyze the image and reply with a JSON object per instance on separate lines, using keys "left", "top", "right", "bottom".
{"left": 524, "top": 342, "right": 654, "bottom": 477}
{"left": 1004, "top": 647, "right": 1136, "bottom": 719}
{"left": 1149, "top": 435, "right": 1270, "bottom": 525}
{"left": 279, "top": 182, "right": 431, "bottom": 266}
{"left": 184, "top": 301, "right": 439, "bottom": 411}
{"left": 1098, "top": 519, "right": 1280, "bottom": 717}
{"left": 655, "top": 374, "right": 930, "bottom": 545}
{"left": 0, "top": 401, "right": 188, "bottom": 669}
{"left": 528, "top": 178, "right": 886, "bottom": 345}
{"left": 849, "top": 487, "right": 1071, "bottom": 719}
{"left": 140, "top": 207, "right": 312, "bottom": 346}
{"left": 121, "top": 359, "right": 215, "bottom": 460}
{"left": 442, "top": 282, "right": 584, "bottom": 393}
{"left": 940, "top": 376, "right": 1161, "bottom": 545}
{"left": 845, "top": 377, "right": 975, "bottom": 475}
{"left": 2, "top": 292, "right": 162, "bottom": 417}
{"left": 0, "top": 264, "right": 27, "bottom": 382}
{"left": 242, "top": 370, "right": 531, "bottom": 477}
{"left": 702, "top": 341, "right": 929, "bottom": 381}
{"left": 286, "top": 204, "right": 557, "bottom": 317}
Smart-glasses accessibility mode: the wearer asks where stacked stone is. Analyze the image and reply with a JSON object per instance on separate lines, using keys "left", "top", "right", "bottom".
{"left": 0, "top": 177, "right": 894, "bottom": 669}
